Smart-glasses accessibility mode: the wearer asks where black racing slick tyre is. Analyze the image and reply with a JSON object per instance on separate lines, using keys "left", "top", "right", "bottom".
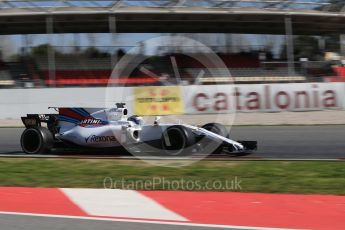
{"left": 20, "top": 127, "right": 54, "bottom": 154}
{"left": 201, "top": 123, "right": 229, "bottom": 138}
{"left": 201, "top": 123, "right": 229, "bottom": 154}
{"left": 161, "top": 125, "right": 195, "bottom": 156}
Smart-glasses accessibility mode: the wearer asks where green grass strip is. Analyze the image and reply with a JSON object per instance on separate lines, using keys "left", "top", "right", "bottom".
{"left": 0, "top": 158, "right": 344, "bottom": 195}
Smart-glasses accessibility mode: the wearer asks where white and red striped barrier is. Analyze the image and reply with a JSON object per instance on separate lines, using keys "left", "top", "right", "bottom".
{"left": 0, "top": 187, "right": 344, "bottom": 230}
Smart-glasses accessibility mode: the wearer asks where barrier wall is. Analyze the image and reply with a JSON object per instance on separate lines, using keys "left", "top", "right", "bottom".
{"left": 343, "top": 82, "right": 345, "bottom": 110}
{"left": 183, "top": 83, "right": 345, "bottom": 114}
{"left": 0, "top": 83, "right": 344, "bottom": 119}
{"left": 0, "top": 87, "right": 133, "bottom": 119}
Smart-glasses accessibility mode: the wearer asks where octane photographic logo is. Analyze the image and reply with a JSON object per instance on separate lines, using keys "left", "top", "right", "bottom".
{"left": 105, "top": 35, "right": 236, "bottom": 167}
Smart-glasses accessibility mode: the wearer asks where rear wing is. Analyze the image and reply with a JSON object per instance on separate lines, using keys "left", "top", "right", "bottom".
{"left": 21, "top": 114, "right": 58, "bottom": 128}
{"left": 21, "top": 103, "right": 127, "bottom": 128}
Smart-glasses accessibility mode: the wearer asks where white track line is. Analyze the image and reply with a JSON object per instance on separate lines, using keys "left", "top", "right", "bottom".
{"left": 0, "top": 212, "right": 301, "bottom": 230}
{"left": 61, "top": 188, "right": 187, "bottom": 221}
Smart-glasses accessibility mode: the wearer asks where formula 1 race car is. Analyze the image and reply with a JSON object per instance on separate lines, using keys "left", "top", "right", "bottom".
{"left": 20, "top": 103, "right": 257, "bottom": 156}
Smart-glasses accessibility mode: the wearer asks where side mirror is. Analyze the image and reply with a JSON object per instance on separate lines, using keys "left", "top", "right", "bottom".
{"left": 154, "top": 116, "right": 161, "bottom": 125}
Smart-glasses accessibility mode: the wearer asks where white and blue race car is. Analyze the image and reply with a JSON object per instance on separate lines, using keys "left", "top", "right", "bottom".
{"left": 20, "top": 103, "right": 257, "bottom": 156}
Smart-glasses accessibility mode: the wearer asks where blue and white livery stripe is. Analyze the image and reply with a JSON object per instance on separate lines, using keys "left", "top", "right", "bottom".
{"left": 59, "top": 115, "right": 80, "bottom": 124}
{"left": 71, "top": 108, "right": 90, "bottom": 117}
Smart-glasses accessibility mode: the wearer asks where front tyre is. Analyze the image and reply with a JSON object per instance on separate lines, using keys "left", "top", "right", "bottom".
{"left": 201, "top": 123, "right": 229, "bottom": 138}
{"left": 201, "top": 123, "right": 229, "bottom": 154}
{"left": 161, "top": 125, "right": 195, "bottom": 156}
{"left": 20, "top": 127, "right": 54, "bottom": 154}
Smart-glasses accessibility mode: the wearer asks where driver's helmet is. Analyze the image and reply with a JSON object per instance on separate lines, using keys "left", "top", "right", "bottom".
{"left": 128, "top": 115, "right": 144, "bottom": 125}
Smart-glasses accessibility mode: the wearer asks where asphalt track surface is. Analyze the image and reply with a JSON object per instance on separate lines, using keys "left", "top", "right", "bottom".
{"left": 0, "top": 214, "right": 247, "bottom": 230}
{"left": 0, "top": 126, "right": 344, "bottom": 230}
{"left": 0, "top": 126, "right": 344, "bottom": 159}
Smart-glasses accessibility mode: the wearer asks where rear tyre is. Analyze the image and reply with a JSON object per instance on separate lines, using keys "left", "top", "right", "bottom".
{"left": 161, "top": 125, "right": 195, "bottom": 156}
{"left": 201, "top": 123, "right": 229, "bottom": 154}
{"left": 20, "top": 127, "right": 54, "bottom": 154}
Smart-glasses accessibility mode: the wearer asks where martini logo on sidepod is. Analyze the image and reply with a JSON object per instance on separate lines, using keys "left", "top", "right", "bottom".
{"left": 79, "top": 118, "right": 108, "bottom": 127}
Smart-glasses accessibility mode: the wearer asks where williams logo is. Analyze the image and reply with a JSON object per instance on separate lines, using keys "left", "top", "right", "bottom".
{"left": 85, "top": 135, "right": 117, "bottom": 143}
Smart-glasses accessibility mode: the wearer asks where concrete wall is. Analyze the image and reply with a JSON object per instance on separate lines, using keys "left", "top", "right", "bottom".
{"left": 0, "top": 83, "right": 344, "bottom": 119}
{"left": 0, "top": 87, "right": 132, "bottom": 119}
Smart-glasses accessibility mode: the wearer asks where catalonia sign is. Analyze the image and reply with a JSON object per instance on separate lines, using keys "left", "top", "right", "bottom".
{"left": 185, "top": 83, "right": 344, "bottom": 113}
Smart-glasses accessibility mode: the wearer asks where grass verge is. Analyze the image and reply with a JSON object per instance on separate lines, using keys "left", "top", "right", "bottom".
{"left": 0, "top": 158, "right": 344, "bottom": 195}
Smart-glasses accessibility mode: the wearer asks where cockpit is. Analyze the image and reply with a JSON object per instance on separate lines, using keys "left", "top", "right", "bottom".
{"left": 106, "top": 108, "right": 128, "bottom": 122}
{"left": 127, "top": 115, "right": 144, "bottom": 126}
